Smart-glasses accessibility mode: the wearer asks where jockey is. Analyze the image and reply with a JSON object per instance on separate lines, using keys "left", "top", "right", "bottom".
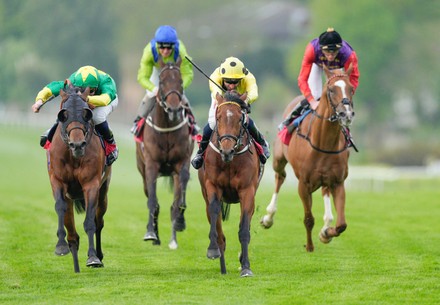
{"left": 32, "top": 65, "right": 119, "bottom": 166}
{"left": 279, "top": 27, "right": 360, "bottom": 129}
{"left": 191, "top": 56, "right": 271, "bottom": 169}
{"left": 131, "top": 25, "right": 198, "bottom": 135}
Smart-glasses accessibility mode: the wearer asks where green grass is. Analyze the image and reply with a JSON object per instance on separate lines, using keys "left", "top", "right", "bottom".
{"left": 1, "top": 125, "right": 439, "bottom": 305}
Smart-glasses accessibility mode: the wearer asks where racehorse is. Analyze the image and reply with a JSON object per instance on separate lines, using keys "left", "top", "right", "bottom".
{"left": 136, "top": 57, "right": 194, "bottom": 249}
{"left": 197, "top": 91, "right": 263, "bottom": 276}
{"left": 261, "top": 65, "right": 355, "bottom": 252}
{"left": 47, "top": 85, "right": 111, "bottom": 273}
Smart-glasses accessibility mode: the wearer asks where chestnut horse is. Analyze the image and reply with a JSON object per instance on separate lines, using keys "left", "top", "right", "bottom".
{"left": 261, "top": 65, "right": 355, "bottom": 252}
{"left": 197, "top": 91, "right": 263, "bottom": 276}
{"left": 46, "top": 86, "right": 111, "bottom": 272}
{"left": 136, "top": 57, "right": 194, "bottom": 249}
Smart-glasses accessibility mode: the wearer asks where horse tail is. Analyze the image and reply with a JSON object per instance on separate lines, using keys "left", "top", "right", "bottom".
{"left": 73, "top": 199, "right": 86, "bottom": 214}
{"left": 221, "top": 202, "right": 231, "bottom": 221}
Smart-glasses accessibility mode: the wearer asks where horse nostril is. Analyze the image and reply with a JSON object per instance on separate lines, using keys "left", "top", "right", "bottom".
{"left": 340, "top": 112, "right": 346, "bottom": 118}
{"left": 69, "top": 143, "right": 75, "bottom": 149}
{"left": 81, "top": 141, "right": 87, "bottom": 149}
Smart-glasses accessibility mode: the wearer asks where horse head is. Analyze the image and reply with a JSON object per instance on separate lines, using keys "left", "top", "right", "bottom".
{"left": 322, "top": 64, "right": 355, "bottom": 127}
{"left": 215, "top": 91, "right": 248, "bottom": 163}
{"left": 157, "top": 57, "right": 184, "bottom": 121}
{"left": 57, "top": 86, "right": 94, "bottom": 158}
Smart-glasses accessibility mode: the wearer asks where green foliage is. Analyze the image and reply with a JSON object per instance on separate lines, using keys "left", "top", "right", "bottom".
{"left": 1, "top": 126, "right": 440, "bottom": 304}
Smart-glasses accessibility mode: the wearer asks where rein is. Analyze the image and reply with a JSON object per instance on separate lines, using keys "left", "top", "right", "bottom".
{"left": 210, "top": 101, "right": 251, "bottom": 156}
{"left": 296, "top": 73, "right": 353, "bottom": 154}
{"left": 147, "top": 63, "right": 187, "bottom": 133}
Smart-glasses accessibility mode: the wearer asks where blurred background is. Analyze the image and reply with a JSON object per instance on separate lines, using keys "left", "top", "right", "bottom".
{"left": 1, "top": 0, "right": 439, "bottom": 168}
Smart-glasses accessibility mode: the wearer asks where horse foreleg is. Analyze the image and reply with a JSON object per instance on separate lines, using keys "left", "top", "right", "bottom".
{"left": 65, "top": 199, "right": 80, "bottom": 273}
{"left": 238, "top": 195, "right": 255, "bottom": 277}
{"left": 260, "top": 151, "right": 287, "bottom": 229}
{"left": 325, "top": 184, "right": 347, "bottom": 238}
{"left": 83, "top": 188, "right": 103, "bottom": 268}
{"left": 206, "top": 193, "right": 222, "bottom": 260}
{"left": 319, "top": 187, "right": 334, "bottom": 244}
{"left": 144, "top": 168, "right": 160, "bottom": 244}
{"left": 53, "top": 189, "right": 70, "bottom": 256}
{"left": 95, "top": 181, "right": 109, "bottom": 261}
{"left": 298, "top": 182, "right": 315, "bottom": 252}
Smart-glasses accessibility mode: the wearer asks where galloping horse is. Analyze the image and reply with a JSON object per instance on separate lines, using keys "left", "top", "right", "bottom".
{"left": 198, "top": 91, "right": 263, "bottom": 276}
{"left": 261, "top": 65, "right": 355, "bottom": 252}
{"left": 136, "top": 57, "right": 194, "bottom": 249}
{"left": 46, "top": 85, "right": 111, "bottom": 272}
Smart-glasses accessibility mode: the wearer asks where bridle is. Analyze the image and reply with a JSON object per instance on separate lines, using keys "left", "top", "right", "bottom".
{"left": 59, "top": 96, "right": 93, "bottom": 147}
{"left": 146, "top": 63, "right": 188, "bottom": 132}
{"left": 210, "top": 101, "right": 250, "bottom": 155}
{"left": 313, "top": 74, "right": 353, "bottom": 124}
{"left": 296, "top": 74, "right": 355, "bottom": 154}
{"left": 157, "top": 64, "right": 184, "bottom": 113}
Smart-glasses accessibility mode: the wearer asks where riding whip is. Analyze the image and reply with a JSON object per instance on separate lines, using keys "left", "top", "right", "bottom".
{"left": 184, "top": 56, "right": 225, "bottom": 93}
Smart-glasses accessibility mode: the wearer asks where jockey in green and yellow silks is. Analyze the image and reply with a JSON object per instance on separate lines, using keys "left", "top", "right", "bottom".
{"left": 32, "top": 65, "right": 119, "bottom": 166}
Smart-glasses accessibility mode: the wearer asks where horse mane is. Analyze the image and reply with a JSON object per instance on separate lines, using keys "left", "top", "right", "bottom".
{"left": 222, "top": 91, "right": 247, "bottom": 110}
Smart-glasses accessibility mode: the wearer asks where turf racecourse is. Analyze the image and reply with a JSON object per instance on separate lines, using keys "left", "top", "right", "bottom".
{"left": 1, "top": 125, "right": 439, "bottom": 305}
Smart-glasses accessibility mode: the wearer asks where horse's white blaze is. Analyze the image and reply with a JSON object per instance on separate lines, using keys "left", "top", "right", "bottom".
{"left": 334, "top": 80, "right": 347, "bottom": 98}
{"left": 322, "top": 194, "right": 333, "bottom": 229}
{"left": 226, "top": 109, "right": 234, "bottom": 124}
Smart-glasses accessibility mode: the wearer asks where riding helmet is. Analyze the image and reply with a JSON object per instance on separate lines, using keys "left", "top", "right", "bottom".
{"left": 220, "top": 57, "right": 248, "bottom": 79}
{"left": 72, "top": 66, "right": 99, "bottom": 88}
{"left": 154, "top": 25, "right": 178, "bottom": 45}
{"left": 319, "top": 28, "right": 342, "bottom": 51}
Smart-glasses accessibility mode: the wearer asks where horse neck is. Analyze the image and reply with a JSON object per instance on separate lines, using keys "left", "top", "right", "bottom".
{"left": 311, "top": 93, "right": 343, "bottom": 149}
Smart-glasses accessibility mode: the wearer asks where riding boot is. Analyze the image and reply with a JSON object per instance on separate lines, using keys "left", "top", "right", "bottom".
{"left": 247, "top": 119, "right": 270, "bottom": 164}
{"left": 40, "top": 122, "right": 58, "bottom": 147}
{"left": 95, "top": 121, "right": 119, "bottom": 166}
{"left": 131, "top": 94, "right": 156, "bottom": 135}
{"left": 191, "top": 124, "right": 213, "bottom": 169}
{"left": 278, "top": 98, "right": 310, "bottom": 130}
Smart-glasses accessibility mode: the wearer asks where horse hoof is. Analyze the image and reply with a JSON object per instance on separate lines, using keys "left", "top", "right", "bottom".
{"left": 54, "top": 245, "right": 70, "bottom": 256}
{"left": 319, "top": 229, "right": 333, "bottom": 244}
{"left": 168, "top": 240, "right": 178, "bottom": 250}
{"left": 143, "top": 232, "right": 158, "bottom": 241}
{"left": 86, "top": 256, "right": 103, "bottom": 268}
{"left": 207, "top": 248, "right": 221, "bottom": 259}
{"left": 240, "top": 269, "right": 254, "bottom": 277}
{"left": 260, "top": 215, "right": 273, "bottom": 229}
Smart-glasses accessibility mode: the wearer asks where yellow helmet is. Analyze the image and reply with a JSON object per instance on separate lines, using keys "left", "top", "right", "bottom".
{"left": 219, "top": 57, "right": 248, "bottom": 79}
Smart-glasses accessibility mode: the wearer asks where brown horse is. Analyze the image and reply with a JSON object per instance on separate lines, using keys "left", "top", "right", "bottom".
{"left": 261, "top": 65, "right": 355, "bottom": 252}
{"left": 136, "top": 57, "right": 194, "bottom": 249}
{"left": 46, "top": 85, "right": 111, "bottom": 273}
{"left": 197, "top": 91, "right": 263, "bottom": 276}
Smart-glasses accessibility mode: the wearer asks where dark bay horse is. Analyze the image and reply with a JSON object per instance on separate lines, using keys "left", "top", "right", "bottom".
{"left": 46, "top": 86, "right": 111, "bottom": 272}
{"left": 261, "top": 65, "right": 355, "bottom": 252}
{"left": 197, "top": 91, "right": 263, "bottom": 276}
{"left": 136, "top": 57, "right": 194, "bottom": 249}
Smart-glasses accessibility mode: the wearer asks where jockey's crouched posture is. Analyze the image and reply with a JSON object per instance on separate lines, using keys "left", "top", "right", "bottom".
{"left": 32, "top": 65, "right": 119, "bottom": 166}
{"left": 131, "top": 25, "right": 198, "bottom": 136}
{"left": 191, "top": 57, "right": 270, "bottom": 169}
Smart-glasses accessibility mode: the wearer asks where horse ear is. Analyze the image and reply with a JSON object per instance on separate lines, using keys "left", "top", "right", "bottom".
{"left": 176, "top": 56, "right": 182, "bottom": 67}
{"left": 82, "top": 108, "right": 93, "bottom": 122}
{"left": 81, "top": 87, "right": 90, "bottom": 100}
{"left": 60, "top": 89, "right": 67, "bottom": 99}
{"left": 57, "top": 109, "right": 68, "bottom": 123}
{"left": 240, "top": 92, "right": 248, "bottom": 102}
{"left": 215, "top": 92, "right": 223, "bottom": 103}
